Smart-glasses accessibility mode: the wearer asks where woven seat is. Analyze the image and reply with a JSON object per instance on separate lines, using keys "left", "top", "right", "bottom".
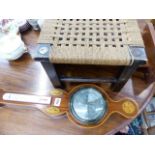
{"left": 38, "top": 19, "right": 144, "bottom": 66}
{"left": 34, "top": 19, "right": 147, "bottom": 91}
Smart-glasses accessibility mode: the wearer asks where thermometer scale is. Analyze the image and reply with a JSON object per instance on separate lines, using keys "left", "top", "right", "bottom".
{"left": 0, "top": 84, "right": 139, "bottom": 128}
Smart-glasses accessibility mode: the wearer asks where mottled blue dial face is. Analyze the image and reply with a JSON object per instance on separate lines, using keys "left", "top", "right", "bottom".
{"left": 70, "top": 87, "right": 107, "bottom": 125}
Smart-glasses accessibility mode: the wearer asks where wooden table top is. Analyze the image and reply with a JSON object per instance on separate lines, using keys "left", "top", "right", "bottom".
{"left": 0, "top": 20, "right": 155, "bottom": 135}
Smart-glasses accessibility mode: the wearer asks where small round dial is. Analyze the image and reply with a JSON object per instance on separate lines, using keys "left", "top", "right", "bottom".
{"left": 70, "top": 87, "right": 107, "bottom": 125}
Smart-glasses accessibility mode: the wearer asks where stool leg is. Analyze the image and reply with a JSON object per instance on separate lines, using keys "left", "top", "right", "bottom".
{"left": 112, "top": 61, "right": 141, "bottom": 92}
{"left": 41, "top": 62, "right": 62, "bottom": 88}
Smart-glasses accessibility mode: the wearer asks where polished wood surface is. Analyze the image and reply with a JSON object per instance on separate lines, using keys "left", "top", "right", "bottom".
{"left": 0, "top": 84, "right": 139, "bottom": 129}
{"left": 66, "top": 84, "right": 139, "bottom": 128}
{"left": 0, "top": 20, "right": 155, "bottom": 134}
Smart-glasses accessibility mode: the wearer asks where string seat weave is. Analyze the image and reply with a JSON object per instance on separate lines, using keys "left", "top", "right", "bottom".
{"left": 38, "top": 19, "right": 144, "bottom": 66}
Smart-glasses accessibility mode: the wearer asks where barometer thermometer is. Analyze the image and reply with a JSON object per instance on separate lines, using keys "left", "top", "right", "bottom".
{"left": 0, "top": 84, "right": 138, "bottom": 128}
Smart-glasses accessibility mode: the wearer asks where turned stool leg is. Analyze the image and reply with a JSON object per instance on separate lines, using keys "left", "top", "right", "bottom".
{"left": 112, "top": 46, "right": 147, "bottom": 92}
{"left": 41, "top": 62, "right": 62, "bottom": 88}
{"left": 111, "top": 61, "right": 141, "bottom": 91}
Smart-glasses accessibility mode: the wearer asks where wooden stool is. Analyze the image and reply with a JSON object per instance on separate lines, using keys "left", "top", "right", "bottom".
{"left": 31, "top": 19, "right": 147, "bottom": 91}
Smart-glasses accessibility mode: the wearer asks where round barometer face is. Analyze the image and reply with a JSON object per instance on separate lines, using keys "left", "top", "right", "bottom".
{"left": 70, "top": 87, "right": 108, "bottom": 125}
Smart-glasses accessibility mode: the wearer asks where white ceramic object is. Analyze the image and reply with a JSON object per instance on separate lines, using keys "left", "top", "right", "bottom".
{"left": 38, "top": 19, "right": 45, "bottom": 29}
{"left": 0, "top": 20, "right": 19, "bottom": 35}
{"left": 0, "top": 33, "right": 26, "bottom": 60}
